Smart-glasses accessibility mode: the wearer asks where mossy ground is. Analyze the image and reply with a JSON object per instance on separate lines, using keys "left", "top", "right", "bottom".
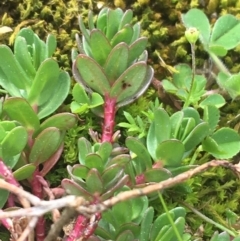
{"left": 1, "top": 0, "right": 240, "bottom": 240}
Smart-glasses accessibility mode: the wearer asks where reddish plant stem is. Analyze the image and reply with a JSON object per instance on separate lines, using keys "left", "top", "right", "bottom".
{"left": 101, "top": 94, "right": 117, "bottom": 143}
{"left": 67, "top": 213, "right": 101, "bottom": 241}
{"left": 31, "top": 168, "right": 45, "bottom": 241}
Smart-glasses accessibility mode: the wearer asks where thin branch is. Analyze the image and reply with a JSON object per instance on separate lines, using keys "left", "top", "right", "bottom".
{"left": 0, "top": 159, "right": 238, "bottom": 239}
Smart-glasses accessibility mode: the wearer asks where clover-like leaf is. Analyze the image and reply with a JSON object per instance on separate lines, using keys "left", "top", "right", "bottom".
{"left": 202, "top": 128, "right": 240, "bottom": 159}
{"left": 210, "top": 14, "right": 240, "bottom": 50}
{"left": 182, "top": 8, "right": 211, "bottom": 46}
{"left": 155, "top": 140, "right": 185, "bottom": 167}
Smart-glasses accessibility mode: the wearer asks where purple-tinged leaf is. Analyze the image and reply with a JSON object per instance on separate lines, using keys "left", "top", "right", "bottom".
{"left": 116, "top": 65, "right": 153, "bottom": 107}
{"left": 61, "top": 178, "right": 94, "bottom": 201}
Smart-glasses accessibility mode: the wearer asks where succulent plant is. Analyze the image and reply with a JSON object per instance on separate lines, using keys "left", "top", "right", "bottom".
{"left": 72, "top": 7, "right": 154, "bottom": 142}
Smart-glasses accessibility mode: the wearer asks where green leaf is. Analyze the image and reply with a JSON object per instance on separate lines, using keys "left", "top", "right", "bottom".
{"left": 182, "top": 122, "right": 209, "bottom": 152}
{"left": 46, "top": 34, "right": 57, "bottom": 57}
{"left": 1, "top": 126, "right": 28, "bottom": 159}
{"left": 202, "top": 128, "right": 240, "bottom": 159}
{"left": 117, "top": 66, "right": 153, "bottom": 107}
{"left": 13, "top": 164, "right": 36, "bottom": 181}
{"left": 96, "top": 8, "right": 108, "bottom": 33}
{"left": 170, "top": 111, "right": 184, "bottom": 138}
{"left": 126, "top": 137, "right": 152, "bottom": 169}
{"left": 37, "top": 71, "right": 71, "bottom": 119}
{"left": 224, "top": 73, "right": 240, "bottom": 99}
{"left": 34, "top": 113, "right": 77, "bottom": 137}
{"left": 3, "top": 97, "right": 40, "bottom": 131}
{"left": 61, "top": 178, "right": 94, "bottom": 201}
{"left": 119, "top": 9, "right": 133, "bottom": 30}
{"left": 128, "top": 37, "right": 148, "bottom": 63}
{"left": 29, "top": 127, "right": 62, "bottom": 164}
{"left": 90, "top": 30, "right": 112, "bottom": 66}
{"left": 158, "top": 217, "right": 185, "bottom": 241}
{"left": 0, "top": 187, "right": 9, "bottom": 208}
{"left": 14, "top": 36, "right": 36, "bottom": 80}
{"left": 210, "top": 14, "right": 240, "bottom": 50}
{"left": 27, "top": 59, "right": 60, "bottom": 105}
{"left": 97, "top": 142, "right": 112, "bottom": 166}
{"left": 199, "top": 94, "right": 226, "bottom": 108}
{"left": 102, "top": 165, "right": 124, "bottom": 189}
{"left": 182, "top": 8, "right": 211, "bottom": 46}
{"left": 144, "top": 168, "right": 172, "bottom": 182}
{"left": 78, "top": 16, "right": 90, "bottom": 43}
{"left": 86, "top": 168, "right": 103, "bottom": 194}
{"left": 203, "top": 105, "right": 220, "bottom": 133}
{"left": 104, "top": 43, "right": 129, "bottom": 85}
{"left": 106, "top": 8, "right": 124, "bottom": 40}
{"left": 156, "top": 140, "right": 185, "bottom": 167}
{"left": 111, "top": 24, "right": 134, "bottom": 46}
{"left": 110, "top": 62, "right": 148, "bottom": 103}
{"left": 0, "top": 45, "right": 31, "bottom": 89}
{"left": 209, "top": 45, "right": 228, "bottom": 57}
{"left": 74, "top": 55, "right": 110, "bottom": 95}
{"left": 140, "top": 207, "right": 154, "bottom": 241}
{"left": 112, "top": 199, "right": 133, "bottom": 226}
{"left": 72, "top": 83, "right": 90, "bottom": 105}
{"left": 85, "top": 154, "right": 104, "bottom": 173}
{"left": 78, "top": 137, "right": 92, "bottom": 165}
{"left": 116, "top": 223, "right": 140, "bottom": 239}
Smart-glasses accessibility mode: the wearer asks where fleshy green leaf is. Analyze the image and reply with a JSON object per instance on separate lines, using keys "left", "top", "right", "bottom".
{"left": 106, "top": 8, "right": 123, "bottom": 40}
{"left": 27, "top": 59, "right": 60, "bottom": 105}
{"left": 110, "top": 62, "right": 147, "bottom": 102}
{"left": 74, "top": 55, "right": 110, "bottom": 95}
{"left": 128, "top": 37, "right": 148, "bottom": 63}
{"left": 13, "top": 164, "right": 36, "bottom": 181}
{"left": 29, "top": 127, "right": 62, "bottom": 164}
{"left": 111, "top": 24, "right": 134, "bottom": 47}
{"left": 34, "top": 113, "right": 77, "bottom": 137}
{"left": 140, "top": 207, "right": 154, "bottom": 241}
{"left": 104, "top": 43, "right": 129, "bottom": 85}
{"left": 1, "top": 126, "right": 28, "bottom": 159}
{"left": 86, "top": 168, "right": 103, "bottom": 194}
{"left": 90, "top": 30, "right": 112, "bottom": 66}
{"left": 37, "top": 71, "right": 71, "bottom": 119}
{"left": 3, "top": 97, "right": 40, "bottom": 131}
{"left": 0, "top": 45, "right": 31, "bottom": 89}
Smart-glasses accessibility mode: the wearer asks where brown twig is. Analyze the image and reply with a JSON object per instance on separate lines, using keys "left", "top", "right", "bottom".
{"left": 0, "top": 160, "right": 238, "bottom": 240}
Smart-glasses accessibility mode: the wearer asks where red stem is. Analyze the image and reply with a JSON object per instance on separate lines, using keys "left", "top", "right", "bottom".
{"left": 68, "top": 95, "right": 117, "bottom": 239}
{"left": 31, "top": 168, "right": 45, "bottom": 241}
{"left": 101, "top": 94, "right": 117, "bottom": 143}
